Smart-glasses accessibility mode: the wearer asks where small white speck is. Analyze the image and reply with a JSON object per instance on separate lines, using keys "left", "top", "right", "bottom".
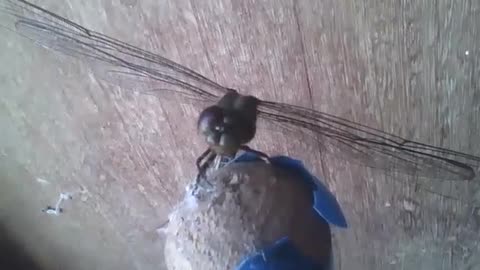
{"left": 447, "top": 236, "right": 457, "bottom": 242}
{"left": 80, "top": 194, "right": 89, "bottom": 202}
{"left": 261, "top": 251, "right": 267, "bottom": 261}
{"left": 36, "top": 178, "right": 50, "bottom": 185}
{"left": 385, "top": 202, "right": 391, "bottom": 207}
{"left": 59, "top": 193, "right": 72, "bottom": 200}
{"left": 229, "top": 174, "right": 240, "bottom": 185}
{"left": 403, "top": 199, "right": 417, "bottom": 212}
{"left": 465, "top": 50, "right": 469, "bottom": 56}
{"left": 44, "top": 208, "right": 60, "bottom": 215}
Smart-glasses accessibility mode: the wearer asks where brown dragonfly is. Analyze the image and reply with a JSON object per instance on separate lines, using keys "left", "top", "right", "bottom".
{"left": 2, "top": 0, "right": 479, "bottom": 185}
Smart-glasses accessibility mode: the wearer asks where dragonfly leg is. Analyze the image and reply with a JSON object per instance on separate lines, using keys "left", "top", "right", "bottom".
{"left": 240, "top": 145, "right": 270, "bottom": 163}
{"left": 194, "top": 149, "right": 216, "bottom": 187}
{"left": 196, "top": 148, "right": 212, "bottom": 170}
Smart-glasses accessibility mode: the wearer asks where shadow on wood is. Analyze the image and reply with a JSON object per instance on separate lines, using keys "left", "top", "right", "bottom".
{"left": 0, "top": 224, "right": 44, "bottom": 270}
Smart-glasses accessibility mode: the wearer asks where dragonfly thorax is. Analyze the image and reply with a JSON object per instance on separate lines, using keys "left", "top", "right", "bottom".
{"left": 197, "top": 90, "right": 260, "bottom": 156}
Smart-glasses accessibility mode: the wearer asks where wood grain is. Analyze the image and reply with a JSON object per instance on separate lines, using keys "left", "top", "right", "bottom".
{"left": 0, "top": 0, "right": 479, "bottom": 269}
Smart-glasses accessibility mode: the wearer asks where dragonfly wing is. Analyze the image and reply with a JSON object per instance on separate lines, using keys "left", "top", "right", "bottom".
{"left": 1, "top": 0, "right": 228, "bottom": 106}
{"left": 258, "top": 101, "right": 480, "bottom": 181}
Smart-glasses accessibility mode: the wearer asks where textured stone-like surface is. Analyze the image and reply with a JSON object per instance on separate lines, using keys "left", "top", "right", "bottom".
{"left": 163, "top": 162, "right": 331, "bottom": 270}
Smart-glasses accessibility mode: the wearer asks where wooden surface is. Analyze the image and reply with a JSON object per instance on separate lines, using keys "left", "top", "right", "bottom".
{"left": 0, "top": 0, "right": 479, "bottom": 269}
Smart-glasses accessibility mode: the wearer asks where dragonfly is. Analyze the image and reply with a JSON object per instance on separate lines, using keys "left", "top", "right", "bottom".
{"left": 2, "top": 0, "right": 480, "bottom": 186}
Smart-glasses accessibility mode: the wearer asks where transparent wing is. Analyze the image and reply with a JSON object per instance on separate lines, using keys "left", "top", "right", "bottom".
{"left": 1, "top": 0, "right": 229, "bottom": 105}
{"left": 4, "top": 1, "right": 479, "bottom": 181}
{"left": 258, "top": 101, "right": 480, "bottom": 181}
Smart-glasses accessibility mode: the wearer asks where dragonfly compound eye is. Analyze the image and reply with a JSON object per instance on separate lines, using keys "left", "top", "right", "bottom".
{"left": 198, "top": 106, "right": 224, "bottom": 136}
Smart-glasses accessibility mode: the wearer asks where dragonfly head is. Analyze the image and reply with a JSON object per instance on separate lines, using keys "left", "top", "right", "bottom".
{"left": 198, "top": 105, "right": 255, "bottom": 156}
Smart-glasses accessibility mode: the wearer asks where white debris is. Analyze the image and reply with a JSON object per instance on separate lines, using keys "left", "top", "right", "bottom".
{"left": 43, "top": 192, "right": 73, "bottom": 216}
{"left": 36, "top": 177, "right": 50, "bottom": 185}
{"left": 402, "top": 199, "right": 418, "bottom": 212}
{"left": 42, "top": 188, "right": 88, "bottom": 215}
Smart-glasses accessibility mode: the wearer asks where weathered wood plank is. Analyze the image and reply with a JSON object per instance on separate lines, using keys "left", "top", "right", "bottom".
{"left": 296, "top": 0, "right": 480, "bottom": 269}
{"left": 0, "top": 0, "right": 479, "bottom": 269}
